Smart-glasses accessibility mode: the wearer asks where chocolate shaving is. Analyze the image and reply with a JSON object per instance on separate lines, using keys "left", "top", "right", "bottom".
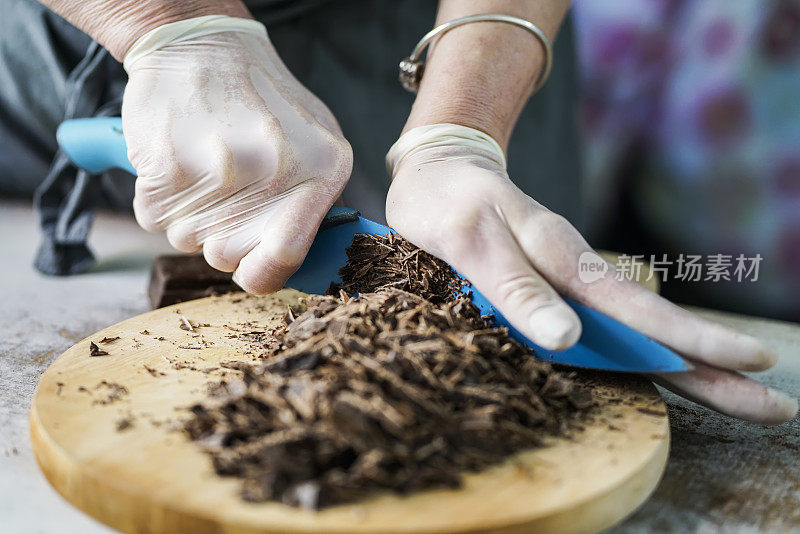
{"left": 335, "top": 233, "right": 464, "bottom": 304}
{"left": 184, "top": 233, "right": 594, "bottom": 509}
{"left": 89, "top": 342, "right": 109, "bottom": 357}
{"left": 144, "top": 365, "right": 166, "bottom": 377}
{"left": 116, "top": 415, "right": 135, "bottom": 431}
{"left": 93, "top": 380, "right": 128, "bottom": 405}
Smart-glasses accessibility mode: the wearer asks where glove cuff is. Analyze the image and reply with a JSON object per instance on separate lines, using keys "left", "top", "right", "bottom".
{"left": 123, "top": 15, "right": 267, "bottom": 73}
{"left": 385, "top": 124, "right": 507, "bottom": 177}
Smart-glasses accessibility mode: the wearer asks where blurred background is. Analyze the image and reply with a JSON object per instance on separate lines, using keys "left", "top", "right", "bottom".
{"left": 573, "top": 0, "right": 800, "bottom": 321}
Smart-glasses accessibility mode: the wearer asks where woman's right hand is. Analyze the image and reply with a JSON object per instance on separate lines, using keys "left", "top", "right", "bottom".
{"left": 122, "top": 17, "right": 352, "bottom": 294}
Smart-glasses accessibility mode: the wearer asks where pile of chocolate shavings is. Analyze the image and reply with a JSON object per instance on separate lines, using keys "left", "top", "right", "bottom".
{"left": 334, "top": 233, "right": 464, "bottom": 304}
{"left": 183, "top": 233, "right": 594, "bottom": 510}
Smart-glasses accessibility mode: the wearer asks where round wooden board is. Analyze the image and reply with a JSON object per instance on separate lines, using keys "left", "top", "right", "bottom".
{"left": 30, "top": 291, "right": 669, "bottom": 534}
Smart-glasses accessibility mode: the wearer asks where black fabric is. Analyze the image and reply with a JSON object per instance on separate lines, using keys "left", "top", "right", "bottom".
{"left": 34, "top": 152, "right": 98, "bottom": 275}
{"left": 246, "top": 0, "right": 335, "bottom": 24}
{"left": 32, "top": 42, "right": 123, "bottom": 275}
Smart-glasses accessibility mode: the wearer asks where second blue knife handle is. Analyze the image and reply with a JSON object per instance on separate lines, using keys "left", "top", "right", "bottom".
{"left": 57, "top": 117, "right": 136, "bottom": 174}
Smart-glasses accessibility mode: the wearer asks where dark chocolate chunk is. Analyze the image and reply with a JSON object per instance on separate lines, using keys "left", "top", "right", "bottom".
{"left": 148, "top": 254, "right": 240, "bottom": 309}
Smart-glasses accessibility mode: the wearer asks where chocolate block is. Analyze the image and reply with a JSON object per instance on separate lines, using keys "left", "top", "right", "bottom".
{"left": 148, "top": 254, "right": 240, "bottom": 308}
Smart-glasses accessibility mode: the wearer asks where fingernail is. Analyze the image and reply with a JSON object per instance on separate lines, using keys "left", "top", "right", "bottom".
{"left": 529, "top": 304, "right": 582, "bottom": 351}
{"left": 755, "top": 346, "right": 779, "bottom": 370}
{"left": 765, "top": 387, "right": 799, "bottom": 424}
{"left": 736, "top": 333, "right": 779, "bottom": 371}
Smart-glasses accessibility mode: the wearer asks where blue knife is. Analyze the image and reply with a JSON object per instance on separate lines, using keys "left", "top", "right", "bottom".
{"left": 56, "top": 117, "right": 690, "bottom": 373}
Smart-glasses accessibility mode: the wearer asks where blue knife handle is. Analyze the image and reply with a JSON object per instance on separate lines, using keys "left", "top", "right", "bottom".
{"left": 57, "top": 117, "right": 136, "bottom": 175}
{"left": 56, "top": 117, "right": 360, "bottom": 226}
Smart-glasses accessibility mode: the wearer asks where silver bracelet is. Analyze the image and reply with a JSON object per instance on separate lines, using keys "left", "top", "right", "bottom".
{"left": 398, "top": 14, "right": 554, "bottom": 93}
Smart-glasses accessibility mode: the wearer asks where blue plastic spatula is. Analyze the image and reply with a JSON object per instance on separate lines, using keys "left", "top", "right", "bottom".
{"left": 56, "top": 117, "right": 690, "bottom": 373}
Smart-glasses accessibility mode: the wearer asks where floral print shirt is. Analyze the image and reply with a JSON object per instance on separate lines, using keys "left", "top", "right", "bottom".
{"left": 574, "top": 0, "right": 800, "bottom": 319}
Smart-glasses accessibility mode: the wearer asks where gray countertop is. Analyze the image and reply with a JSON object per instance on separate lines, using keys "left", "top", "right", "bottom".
{"left": 1, "top": 200, "right": 797, "bottom": 534}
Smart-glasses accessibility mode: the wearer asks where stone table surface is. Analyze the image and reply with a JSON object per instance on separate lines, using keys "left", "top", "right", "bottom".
{"left": 1, "top": 200, "right": 798, "bottom": 534}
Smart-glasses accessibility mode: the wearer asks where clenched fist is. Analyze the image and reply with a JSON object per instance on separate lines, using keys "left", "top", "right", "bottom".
{"left": 122, "top": 16, "right": 352, "bottom": 293}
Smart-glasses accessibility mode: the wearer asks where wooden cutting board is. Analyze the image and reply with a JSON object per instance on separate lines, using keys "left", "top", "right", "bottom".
{"left": 30, "top": 290, "right": 670, "bottom": 534}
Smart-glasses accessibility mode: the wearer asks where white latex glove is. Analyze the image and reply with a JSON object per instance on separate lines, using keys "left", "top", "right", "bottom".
{"left": 386, "top": 124, "right": 798, "bottom": 425}
{"left": 122, "top": 16, "right": 352, "bottom": 293}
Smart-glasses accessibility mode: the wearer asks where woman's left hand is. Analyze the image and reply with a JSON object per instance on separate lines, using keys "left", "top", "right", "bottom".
{"left": 386, "top": 125, "right": 797, "bottom": 425}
